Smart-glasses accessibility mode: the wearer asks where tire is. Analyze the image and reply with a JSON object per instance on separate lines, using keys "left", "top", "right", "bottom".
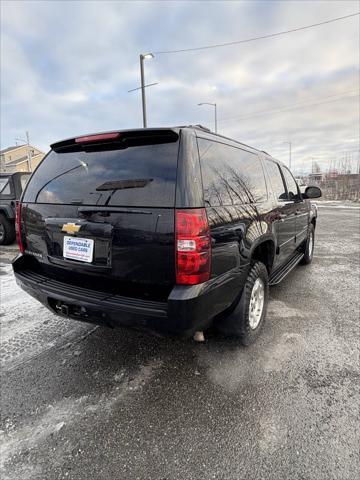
{"left": 300, "top": 224, "right": 315, "bottom": 265}
{"left": 0, "top": 213, "right": 16, "bottom": 245}
{"left": 216, "top": 261, "right": 269, "bottom": 346}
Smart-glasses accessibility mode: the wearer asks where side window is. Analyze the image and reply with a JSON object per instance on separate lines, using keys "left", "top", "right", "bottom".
{"left": 198, "top": 138, "right": 267, "bottom": 206}
{"left": 265, "top": 160, "right": 287, "bottom": 201}
{"left": 0, "top": 178, "right": 11, "bottom": 195}
{"left": 282, "top": 167, "right": 300, "bottom": 201}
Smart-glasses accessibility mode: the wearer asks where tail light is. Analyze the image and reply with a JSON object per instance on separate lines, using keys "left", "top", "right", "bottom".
{"left": 175, "top": 208, "right": 211, "bottom": 285}
{"left": 15, "top": 201, "right": 24, "bottom": 253}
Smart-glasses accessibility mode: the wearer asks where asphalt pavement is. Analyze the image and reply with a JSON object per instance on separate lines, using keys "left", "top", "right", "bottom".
{"left": 1, "top": 202, "right": 359, "bottom": 480}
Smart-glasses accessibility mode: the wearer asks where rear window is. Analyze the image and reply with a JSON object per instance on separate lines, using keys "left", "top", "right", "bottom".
{"left": 197, "top": 138, "right": 267, "bottom": 206}
{"left": 23, "top": 140, "right": 179, "bottom": 207}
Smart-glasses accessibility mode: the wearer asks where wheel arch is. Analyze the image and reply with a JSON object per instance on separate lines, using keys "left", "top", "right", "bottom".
{"left": 0, "top": 205, "right": 14, "bottom": 219}
{"left": 249, "top": 236, "right": 276, "bottom": 274}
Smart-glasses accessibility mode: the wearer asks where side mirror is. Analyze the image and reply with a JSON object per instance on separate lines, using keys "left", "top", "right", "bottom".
{"left": 304, "top": 186, "right": 322, "bottom": 199}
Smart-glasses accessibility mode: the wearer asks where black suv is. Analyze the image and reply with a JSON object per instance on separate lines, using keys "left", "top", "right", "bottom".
{"left": 0, "top": 172, "right": 30, "bottom": 245}
{"left": 12, "top": 127, "right": 321, "bottom": 344}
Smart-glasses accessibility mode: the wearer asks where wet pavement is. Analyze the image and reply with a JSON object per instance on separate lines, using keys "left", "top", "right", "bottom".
{"left": 1, "top": 202, "right": 359, "bottom": 480}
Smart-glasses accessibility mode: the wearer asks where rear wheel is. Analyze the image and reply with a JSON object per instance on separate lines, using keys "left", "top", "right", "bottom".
{"left": 0, "top": 213, "right": 15, "bottom": 245}
{"left": 301, "top": 224, "right": 315, "bottom": 265}
{"left": 216, "top": 261, "right": 269, "bottom": 345}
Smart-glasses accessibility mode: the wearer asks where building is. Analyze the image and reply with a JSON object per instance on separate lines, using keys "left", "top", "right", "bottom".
{"left": 308, "top": 172, "right": 324, "bottom": 184}
{"left": 320, "top": 173, "right": 360, "bottom": 201}
{"left": 0, "top": 144, "right": 45, "bottom": 173}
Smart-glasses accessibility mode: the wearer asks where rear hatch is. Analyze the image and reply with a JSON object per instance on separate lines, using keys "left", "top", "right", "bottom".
{"left": 20, "top": 129, "right": 180, "bottom": 300}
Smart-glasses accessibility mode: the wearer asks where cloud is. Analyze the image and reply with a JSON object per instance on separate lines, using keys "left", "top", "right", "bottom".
{"left": 0, "top": 0, "right": 359, "bottom": 173}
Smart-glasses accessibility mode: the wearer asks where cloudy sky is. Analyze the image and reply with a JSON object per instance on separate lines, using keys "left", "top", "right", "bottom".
{"left": 1, "top": 0, "right": 359, "bottom": 174}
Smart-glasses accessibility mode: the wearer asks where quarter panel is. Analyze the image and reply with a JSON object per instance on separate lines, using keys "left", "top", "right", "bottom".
{"left": 207, "top": 201, "right": 275, "bottom": 278}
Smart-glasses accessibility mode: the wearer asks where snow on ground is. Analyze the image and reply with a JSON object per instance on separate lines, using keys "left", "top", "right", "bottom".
{"left": 0, "top": 264, "right": 94, "bottom": 372}
{"left": 315, "top": 200, "right": 360, "bottom": 209}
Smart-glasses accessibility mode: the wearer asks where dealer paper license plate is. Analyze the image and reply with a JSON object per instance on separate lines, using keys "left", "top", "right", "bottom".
{"left": 63, "top": 236, "right": 94, "bottom": 263}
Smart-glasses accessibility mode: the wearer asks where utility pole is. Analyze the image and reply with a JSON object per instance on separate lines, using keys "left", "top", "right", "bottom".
{"left": 140, "top": 55, "right": 147, "bottom": 128}
{"left": 128, "top": 54, "right": 157, "bottom": 128}
{"left": 15, "top": 131, "right": 32, "bottom": 172}
{"left": 26, "top": 131, "right": 31, "bottom": 172}
{"left": 138, "top": 53, "right": 154, "bottom": 128}
{"left": 198, "top": 102, "right": 217, "bottom": 133}
{"left": 289, "top": 141, "right": 292, "bottom": 170}
{"left": 215, "top": 103, "right": 217, "bottom": 133}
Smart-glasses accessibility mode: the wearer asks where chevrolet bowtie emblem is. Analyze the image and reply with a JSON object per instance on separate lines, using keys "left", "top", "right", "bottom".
{"left": 61, "top": 223, "right": 81, "bottom": 235}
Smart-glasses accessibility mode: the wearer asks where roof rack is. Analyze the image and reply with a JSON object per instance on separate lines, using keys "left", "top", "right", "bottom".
{"left": 192, "top": 124, "right": 212, "bottom": 132}
{"left": 184, "top": 125, "right": 263, "bottom": 155}
{"left": 175, "top": 124, "right": 212, "bottom": 133}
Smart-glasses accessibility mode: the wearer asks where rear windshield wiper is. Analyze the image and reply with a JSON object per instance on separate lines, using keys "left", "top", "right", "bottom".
{"left": 96, "top": 179, "right": 153, "bottom": 191}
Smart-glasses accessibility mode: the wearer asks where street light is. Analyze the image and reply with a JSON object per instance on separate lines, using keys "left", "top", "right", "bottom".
{"left": 198, "top": 102, "right": 217, "bottom": 133}
{"left": 283, "top": 141, "right": 292, "bottom": 169}
{"left": 139, "top": 53, "right": 154, "bottom": 128}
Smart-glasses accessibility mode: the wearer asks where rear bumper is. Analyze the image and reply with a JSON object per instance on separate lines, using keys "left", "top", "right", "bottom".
{"left": 13, "top": 255, "right": 244, "bottom": 338}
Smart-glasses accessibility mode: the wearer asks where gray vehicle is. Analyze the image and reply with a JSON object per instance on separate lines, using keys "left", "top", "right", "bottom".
{"left": 0, "top": 172, "right": 30, "bottom": 245}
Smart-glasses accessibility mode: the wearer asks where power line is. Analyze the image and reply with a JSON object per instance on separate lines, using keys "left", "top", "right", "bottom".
{"left": 219, "top": 91, "right": 359, "bottom": 124}
{"left": 153, "top": 12, "right": 359, "bottom": 54}
{"left": 220, "top": 90, "right": 359, "bottom": 122}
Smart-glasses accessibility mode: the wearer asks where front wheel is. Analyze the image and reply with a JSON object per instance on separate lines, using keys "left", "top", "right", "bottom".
{"left": 216, "top": 261, "right": 269, "bottom": 346}
{"left": 301, "top": 224, "right": 315, "bottom": 265}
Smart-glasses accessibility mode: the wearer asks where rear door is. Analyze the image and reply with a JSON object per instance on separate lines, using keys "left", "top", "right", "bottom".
{"left": 265, "top": 160, "right": 297, "bottom": 266}
{"left": 21, "top": 130, "right": 180, "bottom": 293}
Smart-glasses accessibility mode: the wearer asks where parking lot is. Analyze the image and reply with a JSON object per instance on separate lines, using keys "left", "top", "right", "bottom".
{"left": 1, "top": 201, "right": 359, "bottom": 480}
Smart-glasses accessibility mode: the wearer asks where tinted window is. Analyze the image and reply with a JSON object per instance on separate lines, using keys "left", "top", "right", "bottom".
{"left": 0, "top": 177, "right": 11, "bottom": 195}
{"left": 198, "top": 138, "right": 267, "bottom": 206}
{"left": 265, "top": 160, "right": 287, "bottom": 201}
{"left": 23, "top": 141, "right": 179, "bottom": 207}
{"left": 282, "top": 167, "right": 300, "bottom": 200}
